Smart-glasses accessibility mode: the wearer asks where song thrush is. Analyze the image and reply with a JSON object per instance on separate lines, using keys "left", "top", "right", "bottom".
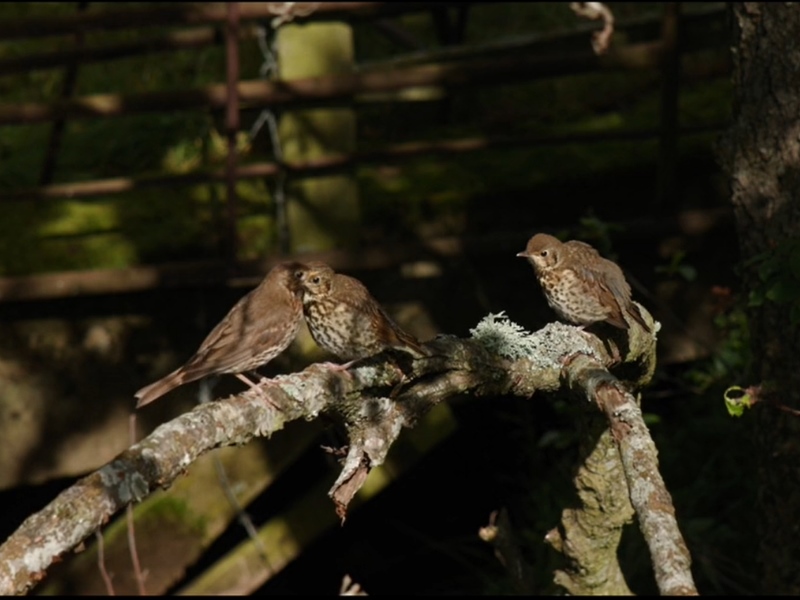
{"left": 517, "top": 233, "right": 651, "bottom": 332}
{"left": 135, "top": 261, "right": 307, "bottom": 408}
{"left": 293, "top": 261, "right": 427, "bottom": 362}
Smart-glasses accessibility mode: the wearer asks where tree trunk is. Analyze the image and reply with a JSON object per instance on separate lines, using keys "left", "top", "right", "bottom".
{"left": 721, "top": 3, "right": 800, "bottom": 594}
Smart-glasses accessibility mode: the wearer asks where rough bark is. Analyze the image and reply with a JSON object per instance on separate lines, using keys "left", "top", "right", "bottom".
{"left": 545, "top": 402, "right": 635, "bottom": 595}
{"left": 719, "top": 3, "right": 800, "bottom": 594}
{"left": 0, "top": 311, "right": 694, "bottom": 596}
{"left": 38, "top": 429, "right": 321, "bottom": 595}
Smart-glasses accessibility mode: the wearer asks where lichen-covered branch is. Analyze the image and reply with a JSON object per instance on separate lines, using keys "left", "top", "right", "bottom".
{"left": 544, "top": 413, "right": 635, "bottom": 596}
{"left": 0, "top": 313, "right": 694, "bottom": 596}
{"left": 0, "top": 332, "right": 525, "bottom": 596}
{"left": 565, "top": 352, "right": 698, "bottom": 596}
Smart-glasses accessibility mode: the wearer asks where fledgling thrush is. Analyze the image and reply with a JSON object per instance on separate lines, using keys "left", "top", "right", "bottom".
{"left": 293, "top": 261, "right": 427, "bottom": 363}
{"left": 517, "top": 233, "right": 651, "bottom": 332}
{"left": 134, "top": 261, "right": 307, "bottom": 408}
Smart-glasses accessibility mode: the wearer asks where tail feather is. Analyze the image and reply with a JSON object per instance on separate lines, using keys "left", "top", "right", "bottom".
{"left": 627, "top": 303, "right": 652, "bottom": 333}
{"left": 135, "top": 368, "right": 186, "bottom": 408}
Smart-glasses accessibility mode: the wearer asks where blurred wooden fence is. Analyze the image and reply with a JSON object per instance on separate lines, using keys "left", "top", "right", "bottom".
{"left": 0, "top": 2, "right": 730, "bottom": 302}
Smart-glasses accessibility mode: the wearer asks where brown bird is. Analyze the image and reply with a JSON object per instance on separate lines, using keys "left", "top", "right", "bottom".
{"left": 517, "top": 233, "right": 651, "bottom": 332}
{"left": 293, "top": 261, "right": 427, "bottom": 363}
{"left": 134, "top": 261, "right": 307, "bottom": 408}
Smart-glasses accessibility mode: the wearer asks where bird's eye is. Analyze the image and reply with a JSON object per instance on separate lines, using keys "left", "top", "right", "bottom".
{"left": 312, "top": 276, "right": 321, "bottom": 284}
{"left": 294, "top": 271, "right": 304, "bottom": 279}
{"left": 540, "top": 250, "right": 549, "bottom": 257}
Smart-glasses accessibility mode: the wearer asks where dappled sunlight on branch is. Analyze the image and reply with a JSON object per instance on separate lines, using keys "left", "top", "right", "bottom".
{"left": 0, "top": 301, "right": 696, "bottom": 596}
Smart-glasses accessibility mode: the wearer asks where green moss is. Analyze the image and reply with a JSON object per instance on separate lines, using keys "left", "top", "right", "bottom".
{"left": 0, "top": 3, "right": 730, "bottom": 276}
{"left": 143, "top": 494, "right": 208, "bottom": 532}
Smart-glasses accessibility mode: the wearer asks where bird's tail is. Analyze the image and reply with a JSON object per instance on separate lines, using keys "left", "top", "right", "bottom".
{"left": 627, "top": 303, "right": 652, "bottom": 333}
{"left": 134, "top": 368, "right": 186, "bottom": 408}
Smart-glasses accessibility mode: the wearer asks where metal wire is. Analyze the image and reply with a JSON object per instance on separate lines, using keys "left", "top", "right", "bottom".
{"left": 249, "top": 4, "right": 318, "bottom": 255}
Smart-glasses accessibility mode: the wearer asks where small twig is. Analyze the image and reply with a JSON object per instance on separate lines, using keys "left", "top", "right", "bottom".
{"left": 773, "top": 403, "right": 800, "bottom": 416}
{"left": 570, "top": 2, "right": 615, "bottom": 54}
{"left": 321, "top": 444, "right": 349, "bottom": 458}
{"left": 479, "top": 509, "right": 537, "bottom": 594}
{"left": 95, "top": 530, "right": 115, "bottom": 596}
{"left": 725, "top": 383, "right": 800, "bottom": 417}
{"left": 126, "top": 415, "right": 147, "bottom": 596}
{"left": 0, "top": 324, "right": 680, "bottom": 593}
{"left": 266, "top": 2, "right": 320, "bottom": 28}
{"left": 339, "top": 574, "right": 367, "bottom": 596}
{"left": 212, "top": 452, "right": 272, "bottom": 565}
{"left": 565, "top": 353, "right": 697, "bottom": 596}
{"left": 198, "top": 379, "right": 273, "bottom": 564}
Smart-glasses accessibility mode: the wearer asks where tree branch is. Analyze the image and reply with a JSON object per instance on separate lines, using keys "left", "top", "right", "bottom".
{"left": 0, "top": 312, "right": 695, "bottom": 596}
{"left": 565, "top": 352, "right": 697, "bottom": 595}
{"left": 479, "top": 508, "right": 538, "bottom": 594}
{"left": 544, "top": 406, "right": 635, "bottom": 595}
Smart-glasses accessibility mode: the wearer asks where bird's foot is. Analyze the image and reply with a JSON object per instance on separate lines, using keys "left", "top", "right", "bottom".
{"left": 319, "top": 361, "right": 355, "bottom": 378}
{"left": 235, "top": 372, "right": 281, "bottom": 410}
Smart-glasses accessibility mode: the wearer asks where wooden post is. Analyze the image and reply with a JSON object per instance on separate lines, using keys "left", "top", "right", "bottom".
{"left": 276, "top": 21, "right": 359, "bottom": 253}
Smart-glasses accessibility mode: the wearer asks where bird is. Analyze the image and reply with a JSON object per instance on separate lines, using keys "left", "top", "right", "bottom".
{"left": 134, "top": 261, "right": 308, "bottom": 408}
{"left": 517, "top": 233, "right": 651, "bottom": 332}
{"left": 292, "top": 261, "right": 427, "bottom": 364}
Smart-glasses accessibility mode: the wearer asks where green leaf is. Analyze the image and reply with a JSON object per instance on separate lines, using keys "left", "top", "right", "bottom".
{"left": 723, "top": 386, "right": 754, "bottom": 418}
{"left": 748, "top": 289, "right": 764, "bottom": 307}
{"left": 643, "top": 412, "right": 662, "bottom": 426}
{"left": 765, "top": 279, "right": 800, "bottom": 303}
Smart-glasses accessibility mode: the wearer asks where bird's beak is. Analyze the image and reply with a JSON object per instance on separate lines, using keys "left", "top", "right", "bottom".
{"left": 516, "top": 251, "right": 529, "bottom": 258}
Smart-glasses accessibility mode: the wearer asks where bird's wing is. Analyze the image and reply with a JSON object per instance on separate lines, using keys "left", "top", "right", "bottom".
{"left": 565, "top": 241, "right": 650, "bottom": 331}
{"left": 375, "top": 302, "right": 428, "bottom": 355}
{"left": 566, "top": 243, "right": 631, "bottom": 328}
{"left": 339, "top": 275, "right": 427, "bottom": 356}
{"left": 182, "top": 289, "right": 299, "bottom": 378}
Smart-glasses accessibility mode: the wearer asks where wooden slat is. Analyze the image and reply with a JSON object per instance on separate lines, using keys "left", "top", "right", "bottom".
{"left": 0, "top": 3, "right": 456, "bottom": 41}
{"left": 0, "top": 27, "right": 226, "bottom": 76}
{"left": 0, "top": 234, "right": 523, "bottom": 302}
{"left": 0, "top": 210, "right": 733, "bottom": 303}
{"left": 0, "top": 5, "right": 726, "bottom": 77}
{"left": 0, "top": 125, "right": 727, "bottom": 203}
{"left": 0, "top": 42, "right": 677, "bottom": 126}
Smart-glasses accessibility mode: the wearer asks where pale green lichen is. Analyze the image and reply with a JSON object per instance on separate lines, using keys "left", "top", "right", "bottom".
{"left": 470, "top": 312, "right": 601, "bottom": 368}
{"left": 469, "top": 311, "right": 537, "bottom": 360}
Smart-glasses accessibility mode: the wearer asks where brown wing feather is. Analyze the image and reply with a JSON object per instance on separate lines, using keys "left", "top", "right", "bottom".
{"left": 135, "top": 264, "right": 302, "bottom": 407}
{"left": 565, "top": 241, "right": 650, "bottom": 331}
{"left": 182, "top": 288, "right": 299, "bottom": 379}
{"left": 370, "top": 301, "right": 428, "bottom": 355}
{"left": 135, "top": 367, "right": 186, "bottom": 407}
{"left": 336, "top": 274, "right": 427, "bottom": 356}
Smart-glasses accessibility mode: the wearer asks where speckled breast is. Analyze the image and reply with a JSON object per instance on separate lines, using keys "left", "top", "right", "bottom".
{"left": 305, "top": 299, "right": 382, "bottom": 360}
{"left": 538, "top": 268, "right": 610, "bottom": 325}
